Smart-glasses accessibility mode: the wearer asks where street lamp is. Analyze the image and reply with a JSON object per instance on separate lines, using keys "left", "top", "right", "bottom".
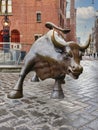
{"left": 1, "top": 12, "right": 11, "bottom": 52}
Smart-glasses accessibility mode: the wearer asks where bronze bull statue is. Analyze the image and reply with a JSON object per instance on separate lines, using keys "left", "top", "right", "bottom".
{"left": 8, "top": 22, "right": 91, "bottom": 99}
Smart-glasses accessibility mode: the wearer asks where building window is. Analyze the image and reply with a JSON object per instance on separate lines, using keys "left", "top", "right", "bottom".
{"left": 66, "top": 0, "right": 71, "bottom": 18}
{"left": 36, "top": 12, "right": 41, "bottom": 22}
{"left": 97, "top": 19, "right": 98, "bottom": 24}
{"left": 60, "top": 0, "right": 64, "bottom": 13}
{"left": 34, "top": 34, "right": 42, "bottom": 41}
{"left": 0, "top": 0, "right": 12, "bottom": 15}
{"left": 60, "top": 14, "right": 64, "bottom": 28}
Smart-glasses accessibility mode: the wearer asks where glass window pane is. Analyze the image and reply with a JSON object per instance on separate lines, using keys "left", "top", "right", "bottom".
{"left": 0, "top": 0, "right": 12, "bottom": 14}
{"left": 37, "top": 13, "right": 41, "bottom": 21}
{"left": 8, "top": 0, "right": 12, "bottom": 13}
{"left": 8, "top": 5, "right": 12, "bottom": 13}
{"left": 2, "top": 0, "right": 6, "bottom": 5}
{"left": 8, "top": 0, "right": 12, "bottom": 5}
{"left": 66, "top": 0, "right": 71, "bottom": 18}
{"left": 2, "top": 6, "right": 6, "bottom": 13}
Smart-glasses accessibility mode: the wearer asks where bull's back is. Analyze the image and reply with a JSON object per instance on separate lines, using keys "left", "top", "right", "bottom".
{"left": 25, "top": 34, "right": 63, "bottom": 63}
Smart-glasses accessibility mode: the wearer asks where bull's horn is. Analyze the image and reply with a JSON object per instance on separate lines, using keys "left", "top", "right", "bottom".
{"left": 51, "top": 30, "right": 65, "bottom": 48}
{"left": 79, "top": 34, "right": 91, "bottom": 51}
{"left": 45, "top": 22, "right": 70, "bottom": 34}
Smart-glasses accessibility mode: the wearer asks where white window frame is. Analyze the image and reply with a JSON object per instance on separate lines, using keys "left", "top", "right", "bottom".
{"left": 0, "top": 0, "right": 12, "bottom": 14}
{"left": 36, "top": 11, "right": 41, "bottom": 22}
{"left": 34, "top": 34, "right": 42, "bottom": 41}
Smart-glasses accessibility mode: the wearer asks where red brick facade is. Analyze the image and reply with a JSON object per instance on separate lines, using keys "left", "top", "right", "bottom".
{"left": 66, "top": 0, "right": 77, "bottom": 42}
{"left": 0, "top": 0, "right": 76, "bottom": 51}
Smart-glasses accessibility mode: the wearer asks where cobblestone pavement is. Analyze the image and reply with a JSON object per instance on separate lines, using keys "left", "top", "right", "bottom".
{"left": 0, "top": 59, "right": 98, "bottom": 130}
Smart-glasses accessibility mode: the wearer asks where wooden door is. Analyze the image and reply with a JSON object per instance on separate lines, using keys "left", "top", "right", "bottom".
{"left": 11, "top": 30, "right": 20, "bottom": 43}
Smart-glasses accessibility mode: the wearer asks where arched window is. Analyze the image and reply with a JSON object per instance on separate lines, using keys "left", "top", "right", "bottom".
{"left": 0, "top": 30, "right": 3, "bottom": 42}
{"left": 11, "top": 30, "right": 20, "bottom": 43}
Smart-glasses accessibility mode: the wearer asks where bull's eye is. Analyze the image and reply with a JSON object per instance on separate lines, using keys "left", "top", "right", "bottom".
{"left": 63, "top": 52, "right": 72, "bottom": 60}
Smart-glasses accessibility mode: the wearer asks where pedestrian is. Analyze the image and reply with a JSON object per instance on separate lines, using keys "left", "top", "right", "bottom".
{"left": 97, "top": 53, "right": 98, "bottom": 57}
{"left": 94, "top": 53, "right": 95, "bottom": 58}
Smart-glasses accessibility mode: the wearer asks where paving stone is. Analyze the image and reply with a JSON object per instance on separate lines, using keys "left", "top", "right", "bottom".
{"left": 11, "top": 110, "right": 27, "bottom": 117}
{"left": 40, "top": 124, "right": 51, "bottom": 130}
{"left": 79, "top": 126, "right": 93, "bottom": 130}
{"left": 0, "top": 126, "right": 14, "bottom": 130}
{"left": 0, "top": 109, "right": 8, "bottom": 117}
{"left": 71, "top": 117, "right": 89, "bottom": 128}
{"left": 51, "top": 117, "right": 71, "bottom": 127}
{"left": 58, "top": 127, "right": 71, "bottom": 130}
{"left": 7, "top": 118, "right": 30, "bottom": 127}
{"left": 0, "top": 123, "right": 10, "bottom": 127}
{"left": 83, "top": 105, "right": 97, "bottom": 113}
{"left": 91, "top": 109, "right": 98, "bottom": 117}
{"left": 80, "top": 113, "right": 95, "bottom": 121}
{"left": 15, "top": 125, "right": 31, "bottom": 130}
{"left": 0, "top": 115, "right": 16, "bottom": 124}
{"left": 86, "top": 118, "right": 98, "bottom": 130}
{"left": 59, "top": 125, "right": 73, "bottom": 130}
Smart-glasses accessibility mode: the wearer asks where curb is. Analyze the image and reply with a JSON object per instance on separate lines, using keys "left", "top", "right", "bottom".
{"left": 0, "top": 65, "right": 22, "bottom": 72}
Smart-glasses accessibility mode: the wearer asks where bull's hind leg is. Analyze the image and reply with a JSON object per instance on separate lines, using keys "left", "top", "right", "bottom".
{"left": 7, "top": 62, "right": 33, "bottom": 99}
{"left": 51, "top": 78, "right": 65, "bottom": 99}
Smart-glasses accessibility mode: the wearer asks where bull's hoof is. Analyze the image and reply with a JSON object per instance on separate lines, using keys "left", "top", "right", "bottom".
{"left": 51, "top": 90, "right": 64, "bottom": 99}
{"left": 51, "top": 79, "right": 65, "bottom": 99}
{"left": 7, "top": 90, "right": 23, "bottom": 99}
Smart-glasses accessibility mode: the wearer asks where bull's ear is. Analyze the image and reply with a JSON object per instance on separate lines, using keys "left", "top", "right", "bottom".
{"left": 62, "top": 29, "right": 71, "bottom": 34}
{"left": 79, "top": 34, "right": 91, "bottom": 51}
{"left": 45, "top": 22, "right": 53, "bottom": 29}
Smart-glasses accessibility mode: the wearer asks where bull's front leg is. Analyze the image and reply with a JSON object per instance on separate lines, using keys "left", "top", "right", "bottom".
{"left": 51, "top": 76, "right": 65, "bottom": 99}
{"left": 7, "top": 75, "right": 24, "bottom": 99}
{"left": 7, "top": 61, "right": 33, "bottom": 99}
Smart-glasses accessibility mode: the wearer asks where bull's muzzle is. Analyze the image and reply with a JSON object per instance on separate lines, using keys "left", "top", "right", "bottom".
{"left": 68, "top": 65, "right": 83, "bottom": 79}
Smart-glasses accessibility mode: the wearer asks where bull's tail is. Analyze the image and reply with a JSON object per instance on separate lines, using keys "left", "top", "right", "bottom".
{"left": 45, "top": 22, "right": 70, "bottom": 34}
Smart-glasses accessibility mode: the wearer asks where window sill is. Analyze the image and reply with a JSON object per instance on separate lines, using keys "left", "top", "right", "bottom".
{"left": 0, "top": 13, "right": 13, "bottom": 16}
{"left": 36, "top": 21, "right": 42, "bottom": 23}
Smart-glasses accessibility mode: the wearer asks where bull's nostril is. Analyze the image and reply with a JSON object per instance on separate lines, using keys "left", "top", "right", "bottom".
{"left": 72, "top": 66, "right": 75, "bottom": 70}
{"left": 79, "top": 65, "right": 83, "bottom": 72}
{"left": 72, "top": 65, "right": 83, "bottom": 72}
{"left": 81, "top": 67, "right": 83, "bottom": 72}
{"left": 68, "top": 69, "right": 71, "bottom": 73}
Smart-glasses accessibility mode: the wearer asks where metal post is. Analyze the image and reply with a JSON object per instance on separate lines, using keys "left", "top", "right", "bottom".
{"left": 2, "top": 11, "right": 11, "bottom": 53}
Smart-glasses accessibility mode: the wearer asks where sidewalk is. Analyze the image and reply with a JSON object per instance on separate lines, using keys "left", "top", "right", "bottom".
{"left": 82, "top": 56, "right": 98, "bottom": 61}
{"left": 0, "top": 60, "right": 98, "bottom": 130}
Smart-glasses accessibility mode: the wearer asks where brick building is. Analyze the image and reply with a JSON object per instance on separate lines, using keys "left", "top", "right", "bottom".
{"left": 0, "top": 0, "right": 76, "bottom": 52}
{"left": 66, "top": 0, "right": 77, "bottom": 41}
{"left": 92, "top": 11, "right": 98, "bottom": 56}
{"left": 95, "top": 16, "right": 98, "bottom": 54}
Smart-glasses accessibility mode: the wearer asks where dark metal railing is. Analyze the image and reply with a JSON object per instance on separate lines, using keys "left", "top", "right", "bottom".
{"left": 0, "top": 42, "right": 29, "bottom": 65}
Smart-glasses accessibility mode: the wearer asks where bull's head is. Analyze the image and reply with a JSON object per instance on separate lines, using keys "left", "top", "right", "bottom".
{"left": 51, "top": 31, "right": 91, "bottom": 79}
